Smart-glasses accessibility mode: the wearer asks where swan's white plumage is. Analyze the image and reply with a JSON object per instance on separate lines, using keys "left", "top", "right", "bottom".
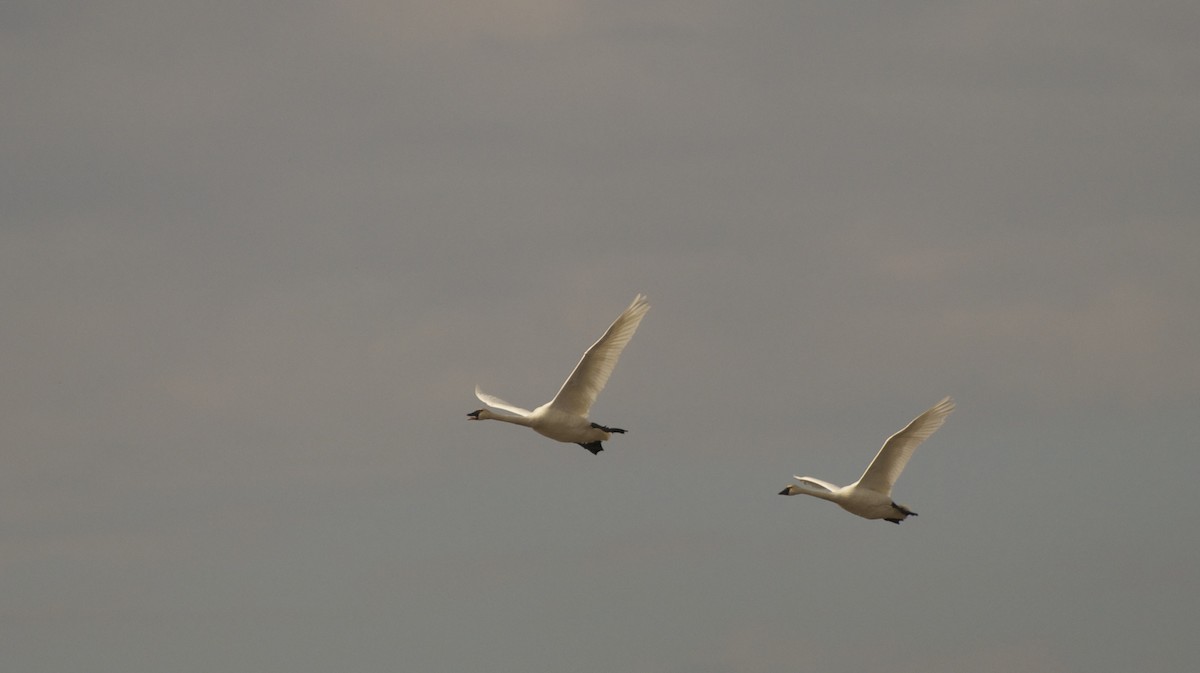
{"left": 857, "top": 396, "right": 955, "bottom": 497}
{"left": 548, "top": 294, "right": 650, "bottom": 418}
{"left": 779, "top": 397, "right": 954, "bottom": 523}
{"left": 791, "top": 476, "right": 839, "bottom": 494}
{"left": 469, "top": 294, "right": 650, "bottom": 453}
{"left": 473, "top": 386, "right": 532, "bottom": 418}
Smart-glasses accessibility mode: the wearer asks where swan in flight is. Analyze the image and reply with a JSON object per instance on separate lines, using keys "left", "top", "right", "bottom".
{"left": 468, "top": 294, "right": 650, "bottom": 454}
{"left": 778, "top": 397, "right": 955, "bottom": 523}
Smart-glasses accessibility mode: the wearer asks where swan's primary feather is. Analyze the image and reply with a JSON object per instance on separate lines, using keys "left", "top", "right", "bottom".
{"left": 856, "top": 396, "right": 955, "bottom": 496}
{"left": 547, "top": 294, "right": 650, "bottom": 418}
{"left": 474, "top": 386, "right": 532, "bottom": 417}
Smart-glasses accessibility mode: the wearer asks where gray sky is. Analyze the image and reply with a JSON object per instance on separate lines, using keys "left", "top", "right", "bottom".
{"left": 4, "top": 2, "right": 1199, "bottom": 671}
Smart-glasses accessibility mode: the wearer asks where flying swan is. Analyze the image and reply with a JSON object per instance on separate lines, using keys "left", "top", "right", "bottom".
{"left": 468, "top": 294, "right": 650, "bottom": 454}
{"left": 778, "top": 397, "right": 955, "bottom": 523}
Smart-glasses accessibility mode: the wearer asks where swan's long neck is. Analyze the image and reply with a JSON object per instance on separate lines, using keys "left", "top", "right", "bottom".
{"left": 480, "top": 410, "right": 534, "bottom": 427}
{"left": 796, "top": 486, "right": 839, "bottom": 503}
{"left": 793, "top": 478, "right": 843, "bottom": 503}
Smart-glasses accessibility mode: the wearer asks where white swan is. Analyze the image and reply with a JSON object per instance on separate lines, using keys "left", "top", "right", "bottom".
{"left": 468, "top": 294, "right": 650, "bottom": 454}
{"left": 778, "top": 397, "right": 955, "bottom": 523}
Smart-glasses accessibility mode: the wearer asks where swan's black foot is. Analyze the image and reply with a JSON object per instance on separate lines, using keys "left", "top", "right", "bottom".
{"left": 577, "top": 441, "right": 604, "bottom": 455}
{"left": 885, "top": 518, "right": 902, "bottom": 524}
{"left": 891, "top": 502, "right": 917, "bottom": 517}
{"left": 590, "top": 423, "right": 626, "bottom": 434}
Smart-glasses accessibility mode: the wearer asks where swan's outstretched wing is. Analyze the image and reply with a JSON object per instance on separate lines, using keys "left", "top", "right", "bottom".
{"left": 856, "top": 397, "right": 955, "bottom": 496}
{"left": 475, "top": 385, "right": 533, "bottom": 417}
{"left": 547, "top": 294, "right": 650, "bottom": 418}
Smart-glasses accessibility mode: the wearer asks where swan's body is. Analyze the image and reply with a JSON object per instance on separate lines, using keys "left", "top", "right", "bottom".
{"left": 468, "top": 294, "right": 650, "bottom": 454}
{"left": 779, "top": 397, "right": 954, "bottom": 523}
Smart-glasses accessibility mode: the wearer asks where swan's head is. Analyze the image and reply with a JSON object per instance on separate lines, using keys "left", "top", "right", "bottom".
{"left": 467, "top": 409, "right": 485, "bottom": 420}
{"left": 778, "top": 484, "right": 800, "bottom": 496}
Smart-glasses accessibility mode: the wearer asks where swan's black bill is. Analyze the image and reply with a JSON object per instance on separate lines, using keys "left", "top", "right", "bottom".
{"left": 467, "top": 410, "right": 482, "bottom": 419}
{"left": 778, "top": 488, "right": 790, "bottom": 495}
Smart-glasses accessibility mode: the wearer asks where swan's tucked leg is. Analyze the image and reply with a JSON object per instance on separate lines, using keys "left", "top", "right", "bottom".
{"left": 590, "top": 422, "right": 626, "bottom": 434}
{"left": 890, "top": 502, "right": 918, "bottom": 521}
{"left": 577, "top": 441, "right": 604, "bottom": 455}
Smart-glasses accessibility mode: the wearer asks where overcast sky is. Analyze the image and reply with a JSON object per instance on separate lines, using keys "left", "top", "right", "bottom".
{"left": 3, "top": 2, "right": 1199, "bottom": 671}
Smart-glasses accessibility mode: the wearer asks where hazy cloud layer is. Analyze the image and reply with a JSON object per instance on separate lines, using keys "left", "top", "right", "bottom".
{"left": 3, "top": 2, "right": 1198, "bottom": 672}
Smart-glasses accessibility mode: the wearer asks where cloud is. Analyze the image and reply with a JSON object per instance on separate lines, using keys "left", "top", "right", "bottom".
{"left": 328, "top": 0, "right": 587, "bottom": 47}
